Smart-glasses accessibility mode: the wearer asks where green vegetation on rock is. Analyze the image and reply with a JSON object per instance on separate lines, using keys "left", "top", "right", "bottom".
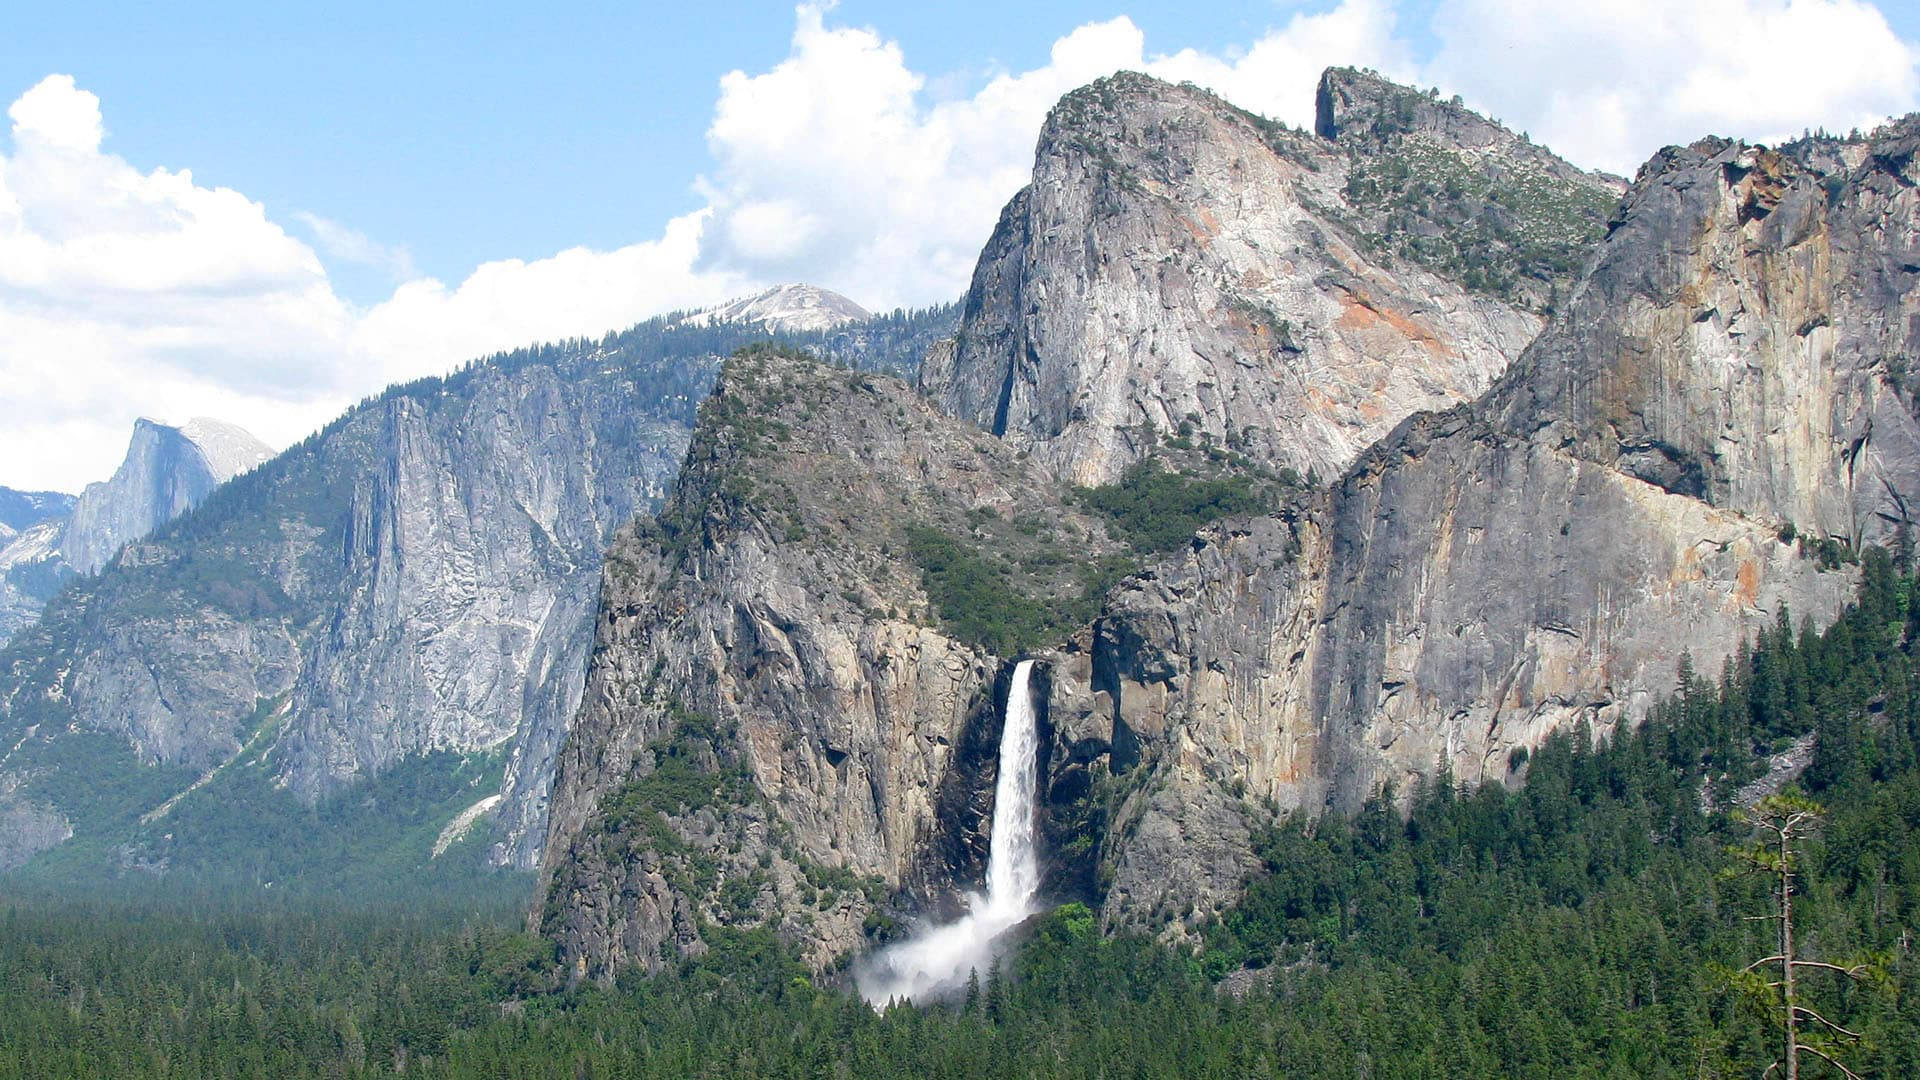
{"left": 1076, "top": 460, "right": 1272, "bottom": 553}
{"left": 903, "top": 523, "right": 1129, "bottom": 656}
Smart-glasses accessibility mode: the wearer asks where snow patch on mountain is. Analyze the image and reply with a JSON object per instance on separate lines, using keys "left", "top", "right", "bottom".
{"left": 178, "top": 417, "right": 275, "bottom": 482}
{"left": 677, "top": 283, "right": 870, "bottom": 335}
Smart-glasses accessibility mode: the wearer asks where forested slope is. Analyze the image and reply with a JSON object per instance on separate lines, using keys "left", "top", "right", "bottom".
{"left": 4, "top": 552, "right": 1916, "bottom": 1077}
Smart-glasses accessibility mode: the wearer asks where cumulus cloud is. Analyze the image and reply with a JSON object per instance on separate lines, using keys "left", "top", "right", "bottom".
{"left": 1425, "top": 0, "right": 1920, "bottom": 175}
{"left": 0, "top": 79, "right": 748, "bottom": 491}
{"left": 693, "top": 1, "right": 1411, "bottom": 309}
{"left": 0, "top": 74, "right": 358, "bottom": 490}
{"left": 3, "top": 2, "right": 1917, "bottom": 492}
{"left": 349, "top": 209, "right": 752, "bottom": 389}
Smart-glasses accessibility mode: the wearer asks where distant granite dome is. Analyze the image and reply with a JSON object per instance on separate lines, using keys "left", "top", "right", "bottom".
{"left": 176, "top": 417, "right": 274, "bottom": 481}
{"left": 60, "top": 417, "right": 273, "bottom": 576}
{"left": 0, "top": 416, "right": 271, "bottom": 644}
{"left": 678, "top": 283, "right": 872, "bottom": 335}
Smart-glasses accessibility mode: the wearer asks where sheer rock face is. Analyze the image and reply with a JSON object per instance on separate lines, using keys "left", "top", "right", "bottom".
{"left": 1048, "top": 128, "right": 1920, "bottom": 935}
{"left": 923, "top": 71, "right": 1615, "bottom": 488}
{"left": 536, "top": 352, "right": 1127, "bottom": 981}
{"left": 62, "top": 418, "right": 271, "bottom": 576}
{"left": 0, "top": 420, "right": 268, "bottom": 647}
{"left": 0, "top": 306, "right": 953, "bottom": 877}
{"left": 0, "top": 354, "right": 685, "bottom": 873}
{"left": 1500, "top": 133, "right": 1920, "bottom": 545}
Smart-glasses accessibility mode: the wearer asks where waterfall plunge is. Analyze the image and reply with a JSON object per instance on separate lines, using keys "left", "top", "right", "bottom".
{"left": 857, "top": 660, "right": 1042, "bottom": 1005}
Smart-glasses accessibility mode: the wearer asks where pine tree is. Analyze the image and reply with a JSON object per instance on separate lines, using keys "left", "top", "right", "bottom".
{"left": 1728, "top": 795, "right": 1875, "bottom": 1079}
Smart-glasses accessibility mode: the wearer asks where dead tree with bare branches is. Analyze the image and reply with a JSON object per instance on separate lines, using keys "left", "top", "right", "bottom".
{"left": 1728, "top": 794, "right": 1876, "bottom": 1080}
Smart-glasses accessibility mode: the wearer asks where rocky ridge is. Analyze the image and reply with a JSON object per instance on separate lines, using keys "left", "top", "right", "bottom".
{"left": 540, "top": 74, "right": 1920, "bottom": 976}
{"left": 0, "top": 305, "right": 954, "bottom": 880}
{"left": 536, "top": 347, "right": 1130, "bottom": 979}
{"left": 0, "top": 489, "right": 73, "bottom": 535}
{"left": 923, "top": 70, "right": 1618, "bottom": 488}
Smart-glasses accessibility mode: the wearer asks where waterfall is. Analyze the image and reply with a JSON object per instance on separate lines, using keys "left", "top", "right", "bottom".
{"left": 857, "top": 660, "right": 1042, "bottom": 1005}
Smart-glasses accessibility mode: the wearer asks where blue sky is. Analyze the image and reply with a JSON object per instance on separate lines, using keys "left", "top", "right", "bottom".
{"left": 4, "top": 2, "right": 1365, "bottom": 302}
{"left": 3, "top": 0, "right": 1919, "bottom": 490}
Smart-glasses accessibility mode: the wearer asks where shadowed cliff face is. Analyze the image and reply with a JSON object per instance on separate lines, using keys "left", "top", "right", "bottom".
{"left": 923, "top": 70, "right": 1619, "bottom": 489}
{"left": 535, "top": 350, "right": 1127, "bottom": 981}
{"left": 0, "top": 309, "right": 956, "bottom": 879}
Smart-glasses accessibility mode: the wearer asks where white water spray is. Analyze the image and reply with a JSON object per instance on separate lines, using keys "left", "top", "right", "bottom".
{"left": 857, "top": 660, "right": 1042, "bottom": 1005}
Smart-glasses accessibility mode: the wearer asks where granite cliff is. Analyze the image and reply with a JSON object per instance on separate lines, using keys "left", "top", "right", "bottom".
{"left": 923, "top": 69, "right": 1619, "bottom": 487}
{"left": 1045, "top": 124, "right": 1920, "bottom": 936}
{"left": 538, "top": 73, "right": 1920, "bottom": 977}
{"left": 0, "top": 418, "right": 270, "bottom": 647}
{"left": 0, "top": 302, "right": 954, "bottom": 881}
{"left": 535, "top": 347, "right": 1138, "bottom": 978}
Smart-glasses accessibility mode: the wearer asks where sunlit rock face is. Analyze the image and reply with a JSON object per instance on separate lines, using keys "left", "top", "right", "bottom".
{"left": 924, "top": 70, "right": 1619, "bottom": 488}
{"left": 62, "top": 417, "right": 272, "bottom": 577}
{"left": 0, "top": 308, "right": 953, "bottom": 878}
{"left": 541, "top": 73, "right": 1920, "bottom": 974}
{"left": 0, "top": 418, "right": 270, "bottom": 648}
{"left": 1047, "top": 128, "right": 1920, "bottom": 936}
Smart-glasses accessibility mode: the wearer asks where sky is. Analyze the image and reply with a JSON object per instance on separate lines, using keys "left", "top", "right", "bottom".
{"left": 3, "top": 0, "right": 1918, "bottom": 492}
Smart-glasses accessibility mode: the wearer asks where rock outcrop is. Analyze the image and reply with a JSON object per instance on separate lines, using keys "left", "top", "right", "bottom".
{"left": 923, "top": 71, "right": 1618, "bottom": 487}
{"left": 61, "top": 417, "right": 272, "bottom": 576}
{"left": 1047, "top": 124, "right": 1920, "bottom": 935}
{"left": 536, "top": 349, "right": 1127, "bottom": 980}
{"left": 0, "top": 305, "right": 954, "bottom": 878}
{"left": 535, "top": 77, "right": 1920, "bottom": 974}
{"left": 0, "top": 420, "right": 269, "bottom": 647}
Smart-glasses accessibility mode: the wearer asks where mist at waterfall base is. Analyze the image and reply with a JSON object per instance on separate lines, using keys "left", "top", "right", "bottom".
{"left": 857, "top": 660, "right": 1044, "bottom": 1006}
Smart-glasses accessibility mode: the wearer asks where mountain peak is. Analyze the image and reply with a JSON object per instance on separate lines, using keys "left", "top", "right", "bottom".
{"left": 1314, "top": 67, "right": 1617, "bottom": 188}
{"left": 679, "top": 283, "right": 871, "bottom": 335}
{"left": 127, "top": 416, "right": 272, "bottom": 484}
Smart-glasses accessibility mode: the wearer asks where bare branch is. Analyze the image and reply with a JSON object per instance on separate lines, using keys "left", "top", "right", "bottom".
{"left": 1790, "top": 1004, "right": 1863, "bottom": 1040}
{"left": 1787, "top": 960, "right": 1871, "bottom": 980}
{"left": 1742, "top": 954, "right": 1787, "bottom": 973}
{"left": 1799, "top": 1044, "right": 1865, "bottom": 1080}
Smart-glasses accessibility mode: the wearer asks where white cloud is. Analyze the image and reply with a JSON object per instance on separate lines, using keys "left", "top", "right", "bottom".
{"left": 692, "top": 1, "right": 1411, "bottom": 310}
{"left": 0, "top": 79, "right": 749, "bottom": 491}
{"left": 0, "top": 75, "right": 358, "bottom": 491}
{"left": 294, "top": 211, "right": 418, "bottom": 283}
{"left": 1424, "top": 0, "right": 1920, "bottom": 175}
{"left": 349, "top": 209, "right": 752, "bottom": 389}
{"left": 7, "top": 75, "right": 103, "bottom": 153}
